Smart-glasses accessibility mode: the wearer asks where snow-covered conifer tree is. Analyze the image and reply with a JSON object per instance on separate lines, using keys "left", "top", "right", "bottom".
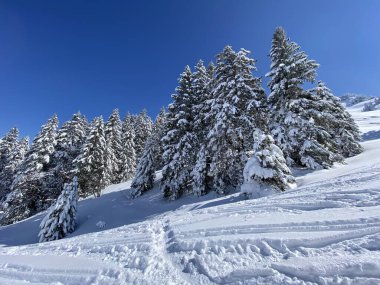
{"left": 242, "top": 129, "right": 295, "bottom": 197}
{"left": 0, "top": 136, "right": 29, "bottom": 201}
{"left": 152, "top": 107, "right": 167, "bottom": 170}
{"left": 161, "top": 66, "right": 197, "bottom": 200}
{"left": 190, "top": 60, "right": 214, "bottom": 196}
{"left": 120, "top": 114, "right": 137, "bottom": 181}
{"left": 105, "top": 109, "right": 123, "bottom": 183}
{"left": 267, "top": 27, "right": 340, "bottom": 169}
{"left": 310, "top": 81, "right": 363, "bottom": 157}
{"left": 46, "top": 112, "right": 88, "bottom": 199}
{"left": 133, "top": 109, "right": 153, "bottom": 159}
{"left": 1, "top": 115, "right": 59, "bottom": 225}
{"left": 38, "top": 177, "right": 79, "bottom": 242}
{"left": 0, "top": 128, "right": 20, "bottom": 200}
{"left": 76, "top": 117, "right": 108, "bottom": 198}
{"left": 206, "top": 46, "right": 266, "bottom": 194}
{"left": 130, "top": 137, "right": 156, "bottom": 197}
{"left": 130, "top": 107, "right": 167, "bottom": 197}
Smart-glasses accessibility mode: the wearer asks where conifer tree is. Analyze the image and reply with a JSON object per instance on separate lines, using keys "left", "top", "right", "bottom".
{"left": 0, "top": 128, "right": 20, "bottom": 200}
{"left": 1, "top": 115, "right": 59, "bottom": 225}
{"left": 311, "top": 81, "right": 363, "bottom": 157}
{"left": 130, "top": 137, "right": 156, "bottom": 198}
{"left": 206, "top": 46, "right": 266, "bottom": 194}
{"left": 190, "top": 60, "right": 214, "bottom": 196}
{"left": 0, "top": 136, "right": 29, "bottom": 201}
{"left": 105, "top": 109, "right": 123, "bottom": 183}
{"left": 161, "top": 66, "right": 197, "bottom": 200}
{"left": 152, "top": 107, "right": 167, "bottom": 170}
{"left": 133, "top": 109, "right": 153, "bottom": 160}
{"left": 46, "top": 112, "right": 88, "bottom": 199}
{"left": 242, "top": 129, "right": 295, "bottom": 197}
{"left": 120, "top": 114, "right": 136, "bottom": 181}
{"left": 38, "top": 177, "right": 79, "bottom": 242}
{"left": 267, "top": 27, "right": 340, "bottom": 169}
{"left": 130, "top": 107, "right": 167, "bottom": 197}
{"left": 76, "top": 117, "right": 108, "bottom": 197}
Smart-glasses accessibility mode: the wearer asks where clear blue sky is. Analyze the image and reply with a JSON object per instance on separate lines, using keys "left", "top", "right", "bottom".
{"left": 1, "top": 0, "right": 379, "bottom": 138}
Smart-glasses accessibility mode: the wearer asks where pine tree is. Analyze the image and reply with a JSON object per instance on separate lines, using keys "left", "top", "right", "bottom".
{"left": 133, "top": 109, "right": 153, "bottom": 160}
{"left": 130, "top": 107, "right": 167, "bottom": 197}
{"left": 76, "top": 117, "right": 108, "bottom": 198}
{"left": 38, "top": 177, "right": 79, "bottom": 242}
{"left": 120, "top": 114, "right": 137, "bottom": 181}
{"left": 105, "top": 109, "right": 123, "bottom": 183}
{"left": 242, "top": 129, "right": 295, "bottom": 197}
{"left": 161, "top": 66, "right": 197, "bottom": 200}
{"left": 267, "top": 27, "right": 340, "bottom": 169}
{"left": 1, "top": 115, "right": 59, "bottom": 225}
{"left": 310, "top": 81, "right": 363, "bottom": 157}
{"left": 0, "top": 128, "right": 20, "bottom": 201}
{"left": 206, "top": 46, "right": 266, "bottom": 194}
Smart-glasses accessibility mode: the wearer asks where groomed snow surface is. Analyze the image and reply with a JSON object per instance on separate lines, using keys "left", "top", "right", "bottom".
{"left": 1, "top": 102, "right": 380, "bottom": 284}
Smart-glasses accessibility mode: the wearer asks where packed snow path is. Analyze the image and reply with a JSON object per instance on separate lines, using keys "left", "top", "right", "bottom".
{"left": 0, "top": 102, "right": 380, "bottom": 284}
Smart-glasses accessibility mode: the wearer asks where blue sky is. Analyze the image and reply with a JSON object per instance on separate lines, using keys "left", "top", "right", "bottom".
{"left": 1, "top": 0, "right": 379, "bottom": 138}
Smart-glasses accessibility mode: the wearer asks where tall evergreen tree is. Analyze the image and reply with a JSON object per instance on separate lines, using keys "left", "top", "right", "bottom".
{"left": 133, "top": 109, "right": 153, "bottom": 160}
{"left": 76, "top": 117, "right": 108, "bottom": 198}
{"left": 130, "top": 107, "right": 167, "bottom": 197}
{"left": 152, "top": 107, "right": 167, "bottom": 170}
{"left": 46, "top": 112, "right": 88, "bottom": 200}
{"left": 161, "top": 66, "right": 197, "bottom": 200}
{"left": 310, "top": 81, "right": 363, "bottom": 157}
{"left": 206, "top": 46, "right": 266, "bottom": 194}
{"left": 105, "top": 109, "right": 123, "bottom": 183}
{"left": 0, "top": 128, "right": 20, "bottom": 200}
{"left": 267, "top": 27, "right": 340, "bottom": 169}
{"left": 120, "top": 114, "right": 137, "bottom": 181}
{"left": 0, "top": 136, "right": 29, "bottom": 202}
{"left": 1, "top": 115, "right": 59, "bottom": 225}
{"left": 191, "top": 60, "right": 214, "bottom": 196}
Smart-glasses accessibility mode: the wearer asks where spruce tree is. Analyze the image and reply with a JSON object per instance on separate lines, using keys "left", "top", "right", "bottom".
{"left": 130, "top": 137, "right": 156, "bottom": 198}
{"left": 161, "top": 66, "right": 197, "bottom": 200}
{"left": 133, "top": 109, "right": 153, "bottom": 160}
{"left": 267, "top": 27, "right": 340, "bottom": 169}
{"left": 206, "top": 46, "right": 266, "bottom": 194}
{"left": 105, "top": 109, "right": 123, "bottom": 183}
{"left": 152, "top": 107, "right": 167, "bottom": 170}
{"left": 311, "top": 81, "right": 363, "bottom": 157}
{"left": 46, "top": 112, "right": 88, "bottom": 200}
{"left": 38, "top": 177, "right": 79, "bottom": 242}
{"left": 1, "top": 115, "right": 59, "bottom": 225}
{"left": 76, "top": 117, "right": 108, "bottom": 197}
{"left": 0, "top": 128, "right": 20, "bottom": 201}
{"left": 242, "top": 129, "right": 295, "bottom": 197}
{"left": 190, "top": 60, "right": 214, "bottom": 196}
{"left": 120, "top": 114, "right": 137, "bottom": 181}
{"left": 130, "top": 107, "right": 167, "bottom": 197}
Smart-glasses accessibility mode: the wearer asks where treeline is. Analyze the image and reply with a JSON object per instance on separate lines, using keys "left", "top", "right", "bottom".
{"left": 0, "top": 109, "right": 157, "bottom": 225}
{"left": 0, "top": 27, "right": 362, "bottom": 226}
{"left": 131, "top": 27, "right": 362, "bottom": 199}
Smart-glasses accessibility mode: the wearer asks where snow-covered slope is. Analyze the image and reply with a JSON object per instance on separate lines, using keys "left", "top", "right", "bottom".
{"left": 0, "top": 102, "right": 380, "bottom": 284}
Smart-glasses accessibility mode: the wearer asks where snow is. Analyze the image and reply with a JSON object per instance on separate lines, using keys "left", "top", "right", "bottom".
{"left": 0, "top": 100, "right": 380, "bottom": 284}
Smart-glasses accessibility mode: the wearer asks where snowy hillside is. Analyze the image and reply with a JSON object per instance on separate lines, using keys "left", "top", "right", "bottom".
{"left": 0, "top": 101, "right": 380, "bottom": 284}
